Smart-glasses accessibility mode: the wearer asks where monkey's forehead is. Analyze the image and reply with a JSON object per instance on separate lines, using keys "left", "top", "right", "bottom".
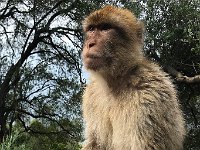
{"left": 82, "top": 6, "right": 140, "bottom": 32}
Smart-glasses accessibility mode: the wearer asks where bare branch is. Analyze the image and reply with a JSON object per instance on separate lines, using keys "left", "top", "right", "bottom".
{"left": 148, "top": 49, "right": 200, "bottom": 84}
{"left": 22, "top": 0, "right": 63, "bottom": 53}
{"left": 164, "top": 65, "right": 200, "bottom": 83}
{"left": 176, "top": 75, "right": 200, "bottom": 83}
{"left": 17, "top": 109, "right": 74, "bottom": 137}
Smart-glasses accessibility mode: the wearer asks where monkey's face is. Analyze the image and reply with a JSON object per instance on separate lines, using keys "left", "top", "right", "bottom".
{"left": 82, "top": 23, "right": 122, "bottom": 71}
{"left": 82, "top": 6, "right": 144, "bottom": 72}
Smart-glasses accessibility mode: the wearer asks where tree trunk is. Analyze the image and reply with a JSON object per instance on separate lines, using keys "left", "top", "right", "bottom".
{"left": 0, "top": 108, "right": 6, "bottom": 143}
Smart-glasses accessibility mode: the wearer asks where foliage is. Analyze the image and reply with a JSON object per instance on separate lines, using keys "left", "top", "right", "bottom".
{"left": 0, "top": 130, "right": 24, "bottom": 150}
{"left": 13, "top": 121, "right": 81, "bottom": 150}
{"left": 0, "top": 0, "right": 85, "bottom": 146}
{"left": 141, "top": 0, "right": 200, "bottom": 149}
{"left": 0, "top": 0, "right": 199, "bottom": 149}
{"left": 0, "top": 122, "right": 81, "bottom": 150}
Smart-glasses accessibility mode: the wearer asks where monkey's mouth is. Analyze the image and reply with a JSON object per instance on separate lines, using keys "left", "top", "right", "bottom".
{"left": 85, "top": 55, "right": 104, "bottom": 65}
{"left": 85, "top": 53, "right": 102, "bottom": 59}
{"left": 84, "top": 54, "right": 106, "bottom": 70}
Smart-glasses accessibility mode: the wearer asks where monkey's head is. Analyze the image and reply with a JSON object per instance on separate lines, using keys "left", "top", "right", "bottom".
{"left": 82, "top": 6, "right": 144, "bottom": 75}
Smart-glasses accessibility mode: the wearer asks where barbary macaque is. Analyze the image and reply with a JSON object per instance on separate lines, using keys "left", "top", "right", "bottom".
{"left": 81, "top": 6, "right": 185, "bottom": 150}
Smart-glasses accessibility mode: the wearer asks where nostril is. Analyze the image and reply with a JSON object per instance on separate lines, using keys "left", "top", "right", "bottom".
{"left": 89, "top": 42, "right": 95, "bottom": 48}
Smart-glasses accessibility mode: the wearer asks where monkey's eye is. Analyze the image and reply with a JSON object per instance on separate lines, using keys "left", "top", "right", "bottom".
{"left": 87, "top": 25, "right": 95, "bottom": 32}
{"left": 100, "top": 23, "right": 112, "bottom": 31}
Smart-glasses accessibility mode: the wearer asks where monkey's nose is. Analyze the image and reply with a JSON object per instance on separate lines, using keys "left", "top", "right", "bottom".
{"left": 88, "top": 42, "right": 95, "bottom": 48}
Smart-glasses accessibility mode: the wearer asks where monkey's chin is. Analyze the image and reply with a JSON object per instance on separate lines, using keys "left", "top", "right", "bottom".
{"left": 84, "top": 58, "right": 105, "bottom": 71}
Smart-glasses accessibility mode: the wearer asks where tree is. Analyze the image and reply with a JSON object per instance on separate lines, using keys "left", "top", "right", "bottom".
{"left": 0, "top": 0, "right": 85, "bottom": 143}
{"left": 142, "top": 0, "right": 200, "bottom": 149}
{"left": 0, "top": 0, "right": 125, "bottom": 146}
{"left": 0, "top": 0, "right": 199, "bottom": 149}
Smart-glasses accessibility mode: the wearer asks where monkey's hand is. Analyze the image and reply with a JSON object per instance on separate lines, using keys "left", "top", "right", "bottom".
{"left": 81, "top": 140, "right": 99, "bottom": 150}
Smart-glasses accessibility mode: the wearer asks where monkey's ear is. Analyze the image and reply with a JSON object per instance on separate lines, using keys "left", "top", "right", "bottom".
{"left": 136, "top": 21, "right": 144, "bottom": 40}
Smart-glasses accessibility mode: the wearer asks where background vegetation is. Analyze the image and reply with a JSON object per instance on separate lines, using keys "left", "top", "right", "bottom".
{"left": 0, "top": 0, "right": 199, "bottom": 149}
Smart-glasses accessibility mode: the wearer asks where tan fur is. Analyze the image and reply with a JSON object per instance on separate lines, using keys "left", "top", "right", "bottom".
{"left": 82, "top": 6, "right": 185, "bottom": 150}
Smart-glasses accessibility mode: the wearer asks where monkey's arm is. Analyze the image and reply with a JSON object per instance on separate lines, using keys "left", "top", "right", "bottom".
{"left": 133, "top": 85, "right": 184, "bottom": 150}
{"left": 81, "top": 123, "right": 99, "bottom": 150}
{"left": 82, "top": 84, "right": 99, "bottom": 150}
{"left": 81, "top": 135, "right": 98, "bottom": 150}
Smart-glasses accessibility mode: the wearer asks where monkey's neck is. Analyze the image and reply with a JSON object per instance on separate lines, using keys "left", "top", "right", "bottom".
{"left": 90, "top": 62, "right": 142, "bottom": 92}
{"left": 111, "top": 66, "right": 139, "bottom": 87}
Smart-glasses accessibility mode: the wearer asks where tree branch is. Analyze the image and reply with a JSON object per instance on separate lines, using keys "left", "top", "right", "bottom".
{"left": 148, "top": 49, "right": 200, "bottom": 84}
{"left": 164, "top": 65, "right": 200, "bottom": 83}
{"left": 176, "top": 75, "right": 200, "bottom": 83}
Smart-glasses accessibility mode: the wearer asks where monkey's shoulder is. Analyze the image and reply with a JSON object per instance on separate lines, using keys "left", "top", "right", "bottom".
{"left": 128, "top": 63, "right": 177, "bottom": 98}
{"left": 131, "top": 62, "right": 174, "bottom": 87}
